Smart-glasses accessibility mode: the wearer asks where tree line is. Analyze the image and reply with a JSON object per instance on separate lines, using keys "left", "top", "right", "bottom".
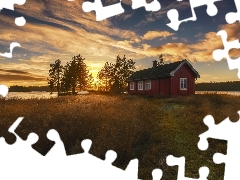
{"left": 48, "top": 54, "right": 136, "bottom": 96}
{"left": 48, "top": 54, "right": 93, "bottom": 96}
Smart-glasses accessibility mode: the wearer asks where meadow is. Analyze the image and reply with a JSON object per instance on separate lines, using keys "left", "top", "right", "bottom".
{"left": 0, "top": 93, "right": 240, "bottom": 180}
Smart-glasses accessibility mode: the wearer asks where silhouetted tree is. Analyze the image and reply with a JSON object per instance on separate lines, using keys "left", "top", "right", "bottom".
{"left": 86, "top": 73, "right": 94, "bottom": 90}
{"left": 97, "top": 62, "right": 114, "bottom": 91}
{"left": 111, "top": 55, "right": 135, "bottom": 93}
{"left": 61, "top": 54, "right": 91, "bottom": 94}
{"left": 158, "top": 54, "right": 164, "bottom": 65}
{"left": 48, "top": 59, "right": 63, "bottom": 96}
{"left": 48, "top": 78, "right": 55, "bottom": 94}
{"left": 97, "top": 55, "right": 135, "bottom": 93}
{"left": 61, "top": 64, "right": 72, "bottom": 93}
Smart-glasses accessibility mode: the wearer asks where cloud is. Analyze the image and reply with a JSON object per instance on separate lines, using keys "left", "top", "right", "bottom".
{"left": 136, "top": 1, "right": 191, "bottom": 27}
{"left": 1, "top": 0, "right": 239, "bottom": 85}
{"left": 0, "top": 69, "right": 30, "bottom": 75}
{"left": 0, "top": 67, "right": 46, "bottom": 82}
{"left": 0, "top": 74, "right": 46, "bottom": 81}
{"left": 142, "top": 31, "right": 173, "bottom": 40}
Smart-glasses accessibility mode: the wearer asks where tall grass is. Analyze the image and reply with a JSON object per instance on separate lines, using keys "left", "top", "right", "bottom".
{"left": 0, "top": 94, "right": 240, "bottom": 180}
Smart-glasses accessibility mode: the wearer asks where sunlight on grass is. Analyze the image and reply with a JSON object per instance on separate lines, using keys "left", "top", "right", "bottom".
{"left": 0, "top": 94, "right": 239, "bottom": 179}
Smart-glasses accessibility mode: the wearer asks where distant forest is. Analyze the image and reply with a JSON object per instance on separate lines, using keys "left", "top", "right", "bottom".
{"left": 9, "top": 86, "right": 51, "bottom": 92}
{"left": 9, "top": 81, "right": 240, "bottom": 92}
{"left": 196, "top": 81, "right": 240, "bottom": 91}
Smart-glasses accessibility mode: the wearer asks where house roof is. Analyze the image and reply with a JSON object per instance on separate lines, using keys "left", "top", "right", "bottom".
{"left": 127, "top": 60, "right": 200, "bottom": 81}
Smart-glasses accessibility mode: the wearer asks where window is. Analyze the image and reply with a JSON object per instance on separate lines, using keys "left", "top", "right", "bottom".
{"left": 138, "top": 81, "right": 143, "bottom": 90}
{"left": 130, "top": 82, "right": 134, "bottom": 90}
{"left": 180, "top": 78, "right": 187, "bottom": 90}
{"left": 145, "top": 80, "right": 151, "bottom": 90}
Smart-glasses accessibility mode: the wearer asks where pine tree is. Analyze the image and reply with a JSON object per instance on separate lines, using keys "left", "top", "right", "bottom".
{"left": 97, "top": 62, "right": 114, "bottom": 91}
{"left": 97, "top": 55, "right": 135, "bottom": 93}
{"left": 61, "top": 54, "right": 91, "bottom": 94}
{"left": 48, "top": 59, "right": 63, "bottom": 96}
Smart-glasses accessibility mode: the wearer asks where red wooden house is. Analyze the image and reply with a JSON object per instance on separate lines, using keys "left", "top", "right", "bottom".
{"left": 126, "top": 60, "right": 200, "bottom": 96}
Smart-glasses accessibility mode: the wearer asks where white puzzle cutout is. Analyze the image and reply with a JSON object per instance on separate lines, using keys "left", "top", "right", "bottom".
{"left": 0, "top": 84, "right": 9, "bottom": 97}
{"left": 81, "top": 0, "right": 161, "bottom": 21}
{"left": 82, "top": 0, "right": 125, "bottom": 21}
{"left": 198, "top": 112, "right": 240, "bottom": 180}
{"left": 166, "top": 155, "right": 209, "bottom": 180}
{"left": 1, "top": 0, "right": 240, "bottom": 180}
{"left": 0, "top": 0, "right": 26, "bottom": 58}
{"left": 0, "top": 117, "right": 144, "bottom": 180}
{"left": 212, "top": 30, "right": 240, "bottom": 78}
{"left": 167, "top": 0, "right": 222, "bottom": 31}
{"left": 225, "top": 0, "right": 240, "bottom": 24}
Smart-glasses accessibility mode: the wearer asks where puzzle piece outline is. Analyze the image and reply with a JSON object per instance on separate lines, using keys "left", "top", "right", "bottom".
{"left": 0, "top": 117, "right": 146, "bottom": 180}
{"left": 198, "top": 111, "right": 240, "bottom": 180}
{"left": 81, "top": 0, "right": 161, "bottom": 21}
{"left": 0, "top": 1, "right": 26, "bottom": 58}
{"left": 166, "top": 155, "right": 209, "bottom": 180}
{"left": 212, "top": 30, "right": 240, "bottom": 78}
{"left": 166, "top": 0, "right": 222, "bottom": 31}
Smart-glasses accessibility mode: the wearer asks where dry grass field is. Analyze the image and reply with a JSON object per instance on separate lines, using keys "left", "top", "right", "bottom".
{"left": 0, "top": 93, "right": 240, "bottom": 180}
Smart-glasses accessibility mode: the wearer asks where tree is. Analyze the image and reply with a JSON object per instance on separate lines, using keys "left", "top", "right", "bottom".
{"left": 61, "top": 54, "right": 91, "bottom": 94}
{"left": 97, "top": 55, "right": 136, "bottom": 93}
{"left": 60, "top": 64, "right": 72, "bottom": 93}
{"left": 47, "top": 78, "right": 55, "bottom": 94}
{"left": 158, "top": 54, "right": 164, "bottom": 65}
{"left": 48, "top": 59, "right": 63, "bottom": 96}
{"left": 111, "top": 55, "right": 135, "bottom": 92}
{"left": 86, "top": 73, "right": 94, "bottom": 90}
{"left": 97, "top": 62, "right": 114, "bottom": 91}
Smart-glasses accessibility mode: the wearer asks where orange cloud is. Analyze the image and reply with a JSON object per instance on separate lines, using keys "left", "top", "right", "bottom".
{"left": 142, "top": 31, "right": 173, "bottom": 40}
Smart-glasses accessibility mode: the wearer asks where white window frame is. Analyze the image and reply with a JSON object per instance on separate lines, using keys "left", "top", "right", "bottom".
{"left": 180, "top": 78, "right": 187, "bottom": 90}
{"left": 138, "top": 81, "right": 143, "bottom": 90}
{"left": 145, "top": 80, "right": 151, "bottom": 90}
{"left": 130, "top": 82, "right": 134, "bottom": 90}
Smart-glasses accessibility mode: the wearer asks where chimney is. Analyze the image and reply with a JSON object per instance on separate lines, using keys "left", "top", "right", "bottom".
{"left": 152, "top": 60, "right": 158, "bottom": 68}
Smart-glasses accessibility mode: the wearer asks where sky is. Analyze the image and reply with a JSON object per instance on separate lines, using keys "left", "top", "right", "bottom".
{"left": 0, "top": 0, "right": 240, "bottom": 86}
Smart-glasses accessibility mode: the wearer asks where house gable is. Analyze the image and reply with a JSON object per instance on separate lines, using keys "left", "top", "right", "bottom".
{"left": 169, "top": 60, "right": 200, "bottom": 78}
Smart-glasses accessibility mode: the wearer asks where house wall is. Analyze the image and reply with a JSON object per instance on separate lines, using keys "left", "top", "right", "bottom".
{"left": 171, "top": 64, "right": 196, "bottom": 95}
{"left": 128, "top": 79, "right": 159, "bottom": 95}
{"left": 159, "top": 78, "right": 171, "bottom": 96}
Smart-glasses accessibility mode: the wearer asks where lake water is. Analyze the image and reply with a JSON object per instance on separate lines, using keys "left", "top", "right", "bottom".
{"left": 196, "top": 91, "right": 240, "bottom": 96}
{"left": 2, "top": 91, "right": 240, "bottom": 99}
{"left": 4, "top": 92, "right": 58, "bottom": 99}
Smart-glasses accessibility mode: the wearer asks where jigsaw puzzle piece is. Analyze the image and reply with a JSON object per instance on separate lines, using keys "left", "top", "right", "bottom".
{"left": 6, "top": 117, "right": 41, "bottom": 157}
{"left": 198, "top": 111, "right": 240, "bottom": 180}
{"left": 0, "top": 117, "right": 44, "bottom": 180}
{"left": 212, "top": 30, "right": 240, "bottom": 78}
{"left": 82, "top": 0, "right": 124, "bottom": 21}
{"left": 45, "top": 129, "right": 67, "bottom": 157}
{"left": 198, "top": 113, "right": 240, "bottom": 150}
{"left": 0, "top": 117, "right": 23, "bottom": 145}
{"left": 225, "top": 0, "right": 240, "bottom": 24}
{"left": 0, "top": 0, "right": 26, "bottom": 27}
{"left": 152, "top": 169, "right": 163, "bottom": 180}
{"left": 15, "top": 16, "right": 26, "bottom": 26}
{"left": 167, "top": 0, "right": 222, "bottom": 31}
{"left": 0, "top": 42, "right": 21, "bottom": 58}
{"left": 14, "top": 117, "right": 56, "bottom": 155}
{"left": 0, "top": 84, "right": 9, "bottom": 97}
{"left": 131, "top": 0, "right": 161, "bottom": 11}
{"left": 67, "top": 139, "right": 139, "bottom": 180}
{"left": 166, "top": 155, "right": 209, "bottom": 180}
{"left": 0, "top": 0, "right": 26, "bottom": 11}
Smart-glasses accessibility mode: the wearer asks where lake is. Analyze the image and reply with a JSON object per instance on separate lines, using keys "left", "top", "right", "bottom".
{"left": 4, "top": 92, "right": 58, "bottom": 99}
{"left": 2, "top": 91, "right": 240, "bottom": 99}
